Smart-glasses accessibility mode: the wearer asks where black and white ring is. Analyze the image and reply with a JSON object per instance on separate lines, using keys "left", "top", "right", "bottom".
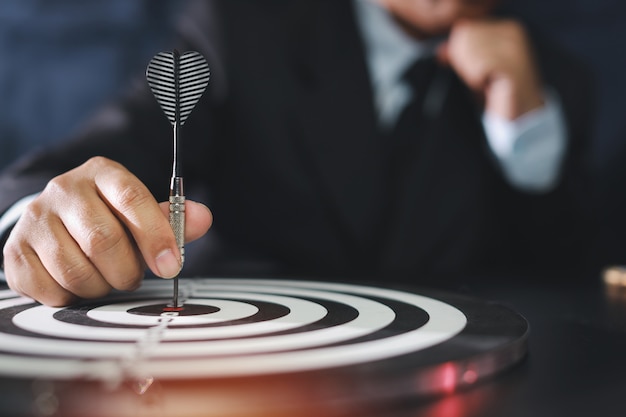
{"left": 0, "top": 279, "right": 526, "bottom": 384}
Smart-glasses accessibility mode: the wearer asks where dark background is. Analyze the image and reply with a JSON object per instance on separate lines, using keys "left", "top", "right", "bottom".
{"left": 1, "top": 0, "right": 626, "bottom": 268}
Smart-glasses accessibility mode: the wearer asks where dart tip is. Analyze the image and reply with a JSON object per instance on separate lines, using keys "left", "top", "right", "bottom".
{"left": 171, "top": 276, "right": 179, "bottom": 309}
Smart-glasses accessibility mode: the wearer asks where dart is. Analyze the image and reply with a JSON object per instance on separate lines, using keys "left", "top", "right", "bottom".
{"left": 146, "top": 50, "right": 210, "bottom": 308}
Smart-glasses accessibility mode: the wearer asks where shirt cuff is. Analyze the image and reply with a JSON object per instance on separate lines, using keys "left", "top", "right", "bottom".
{"left": 0, "top": 193, "right": 39, "bottom": 282}
{"left": 482, "top": 89, "right": 567, "bottom": 193}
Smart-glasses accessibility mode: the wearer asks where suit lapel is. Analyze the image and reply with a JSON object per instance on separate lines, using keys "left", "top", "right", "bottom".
{"left": 286, "top": 1, "right": 499, "bottom": 275}
{"left": 289, "top": 1, "right": 385, "bottom": 262}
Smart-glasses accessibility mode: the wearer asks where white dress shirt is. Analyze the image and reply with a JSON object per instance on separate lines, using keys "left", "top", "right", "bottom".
{"left": 353, "top": 0, "right": 567, "bottom": 192}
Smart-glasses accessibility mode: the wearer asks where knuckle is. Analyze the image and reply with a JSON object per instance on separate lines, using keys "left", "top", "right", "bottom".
{"left": 83, "top": 222, "right": 125, "bottom": 258}
{"left": 3, "top": 240, "right": 34, "bottom": 275}
{"left": 113, "top": 269, "right": 144, "bottom": 291}
{"left": 85, "top": 155, "right": 114, "bottom": 170}
{"left": 2, "top": 242, "right": 79, "bottom": 307}
{"left": 4, "top": 248, "right": 57, "bottom": 305}
{"left": 20, "top": 197, "right": 49, "bottom": 226}
{"left": 2, "top": 238, "right": 19, "bottom": 267}
{"left": 108, "top": 249, "right": 145, "bottom": 291}
{"left": 46, "top": 292, "right": 77, "bottom": 308}
{"left": 44, "top": 173, "right": 74, "bottom": 195}
{"left": 115, "top": 182, "right": 153, "bottom": 213}
{"left": 58, "top": 259, "right": 98, "bottom": 294}
{"left": 3, "top": 251, "right": 28, "bottom": 295}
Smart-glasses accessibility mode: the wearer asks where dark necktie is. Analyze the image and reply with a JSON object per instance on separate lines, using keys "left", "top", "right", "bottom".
{"left": 387, "top": 56, "right": 439, "bottom": 150}
{"left": 372, "top": 57, "right": 439, "bottom": 264}
{"left": 382, "top": 56, "right": 439, "bottom": 186}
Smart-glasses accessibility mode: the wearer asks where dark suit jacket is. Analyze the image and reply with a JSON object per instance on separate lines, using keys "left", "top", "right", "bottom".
{"left": 0, "top": 0, "right": 594, "bottom": 284}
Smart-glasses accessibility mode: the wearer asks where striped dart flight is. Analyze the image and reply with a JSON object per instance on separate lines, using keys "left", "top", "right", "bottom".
{"left": 146, "top": 50, "right": 210, "bottom": 126}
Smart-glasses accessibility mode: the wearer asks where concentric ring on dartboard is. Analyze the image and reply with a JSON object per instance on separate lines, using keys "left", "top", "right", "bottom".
{"left": 0, "top": 279, "right": 529, "bottom": 381}
{"left": 13, "top": 293, "right": 336, "bottom": 340}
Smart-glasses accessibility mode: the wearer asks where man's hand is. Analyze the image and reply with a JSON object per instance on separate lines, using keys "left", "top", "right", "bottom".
{"left": 438, "top": 19, "right": 545, "bottom": 120}
{"left": 2, "top": 156, "right": 212, "bottom": 306}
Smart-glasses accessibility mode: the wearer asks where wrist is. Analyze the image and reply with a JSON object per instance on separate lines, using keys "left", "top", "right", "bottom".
{"left": 486, "top": 76, "right": 544, "bottom": 120}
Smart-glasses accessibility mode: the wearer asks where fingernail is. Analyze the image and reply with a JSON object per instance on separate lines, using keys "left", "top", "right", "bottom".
{"left": 155, "top": 249, "right": 181, "bottom": 278}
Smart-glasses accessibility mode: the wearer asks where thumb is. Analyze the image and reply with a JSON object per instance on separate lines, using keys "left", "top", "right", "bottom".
{"left": 159, "top": 200, "right": 213, "bottom": 243}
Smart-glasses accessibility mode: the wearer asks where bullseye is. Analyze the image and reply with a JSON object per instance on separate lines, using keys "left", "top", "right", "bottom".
{"left": 128, "top": 304, "right": 216, "bottom": 315}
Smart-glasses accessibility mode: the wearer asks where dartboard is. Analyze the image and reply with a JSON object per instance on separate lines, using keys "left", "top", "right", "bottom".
{"left": 0, "top": 278, "right": 528, "bottom": 417}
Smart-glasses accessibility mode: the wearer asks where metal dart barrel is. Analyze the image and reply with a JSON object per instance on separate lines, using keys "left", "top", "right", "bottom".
{"left": 170, "top": 175, "right": 184, "bottom": 308}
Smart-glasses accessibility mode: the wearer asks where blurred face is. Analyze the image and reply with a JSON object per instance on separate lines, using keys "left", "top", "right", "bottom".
{"left": 378, "top": 0, "right": 499, "bottom": 38}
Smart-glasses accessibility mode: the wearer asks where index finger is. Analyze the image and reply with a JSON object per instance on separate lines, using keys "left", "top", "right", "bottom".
{"left": 91, "top": 158, "right": 182, "bottom": 279}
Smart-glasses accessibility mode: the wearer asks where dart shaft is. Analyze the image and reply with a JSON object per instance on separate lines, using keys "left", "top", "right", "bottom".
{"left": 172, "top": 277, "right": 179, "bottom": 309}
{"left": 170, "top": 115, "right": 183, "bottom": 308}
